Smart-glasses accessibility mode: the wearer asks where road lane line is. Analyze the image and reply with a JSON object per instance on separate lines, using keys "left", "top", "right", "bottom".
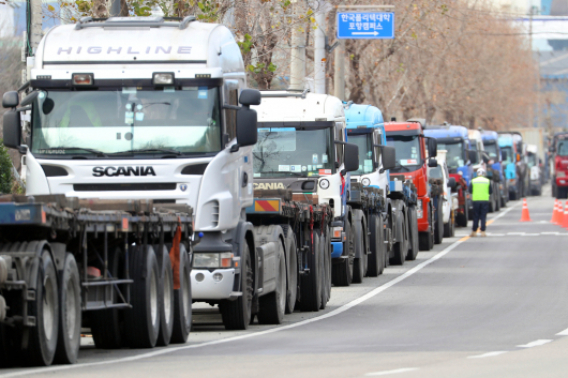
{"left": 0, "top": 203, "right": 520, "bottom": 377}
{"left": 467, "top": 351, "right": 508, "bottom": 359}
{"left": 365, "top": 368, "right": 419, "bottom": 376}
{"left": 516, "top": 339, "right": 552, "bottom": 348}
{"left": 556, "top": 327, "right": 568, "bottom": 336}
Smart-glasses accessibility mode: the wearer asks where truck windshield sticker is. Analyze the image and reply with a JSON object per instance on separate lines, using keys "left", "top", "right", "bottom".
{"left": 291, "top": 165, "right": 301, "bottom": 172}
{"left": 125, "top": 111, "right": 134, "bottom": 124}
{"left": 319, "top": 169, "right": 332, "bottom": 176}
{"left": 198, "top": 87, "right": 208, "bottom": 99}
{"left": 401, "top": 159, "right": 417, "bottom": 165}
{"left": 135, "top": 113, "right": 145, "bottom": 122}
{"left": 322, "top": 154, "right": 328, "bottom": 163}
{"left": 278, "top": 165, "right": 290, "bottom": 172}
{"left": 164, "top": 87, "right": 175, "bottom": 93}
{"left": 313, "top": 154, "right": 318, "bottom": 164}
{"left": 122, "top": 87, "right": 137, "bottom": 94}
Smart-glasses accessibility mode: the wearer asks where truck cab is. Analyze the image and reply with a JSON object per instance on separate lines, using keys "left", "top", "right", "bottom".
{"left": 482, "top": 130, "right": 508, "bottom": 207}
{"left": 498, "top": 133, "right": 523, "bottom": 200}
{"left": 526, "top": 144, "right": 542, "bottom": 196}
{"left": 550, "top": 132, "right": 568, "bottom": 198}
{"left": 469, "top": 129, "right": 500, "bottom": 212}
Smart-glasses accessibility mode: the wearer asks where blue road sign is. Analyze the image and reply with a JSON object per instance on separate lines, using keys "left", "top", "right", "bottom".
{"left": 337, "top": 12, "right": 395, "bottom": 39}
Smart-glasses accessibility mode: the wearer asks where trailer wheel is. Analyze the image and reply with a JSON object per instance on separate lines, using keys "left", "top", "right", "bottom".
{"left": 258, "top": 241, "right": 286, "bottom": 324}
{"left": 406, "top": 206, "right": 420, "bottom": 261}
{"left": 391, "top": 214, "right": 408, "bottom": 265}
{"left": 332, "top": 217, "right": 354, "bottom": 287}
{"left": 352, "top": 211, "right": 368, "bottom": 284}
{"left": 154, "top": 245, "right": 174, "bottom": 347}
{"left": 367, "top": 214, "right": 384, "bottom": 277}
{"left": 280, "top": 225, "right": 298, "bottom": 314}
{"left": 220, "top": 243, "right": 253, "bottom": 330}
{"left": 434, "top": 197, "right": 444, "bottom": 245}
{"left": 26, "top": 249, "right": 59, "bottom": 366}
{"left": 301, "top": 231, "right": 322, "bottom": 311}
{"left": 91, "top": 247, "right": 125, "bottom": 349}
{"left": 125, "top": 245, "right": 160, "bottom": 348}
{"left": 54, "top": 253, "right": 81, "bottom": 364}
{"left": 321, "top": 226, "right": 332, "bottom": 307}
{"left": 171, "top": 244, "right": 192, "bottom": 343}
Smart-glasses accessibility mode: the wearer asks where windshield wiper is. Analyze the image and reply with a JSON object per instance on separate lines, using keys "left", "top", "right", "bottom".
{"left": 40, "top": 147, "right": 107, "bottom": 157}
{"left": 393, "top": 163, "right": 410, "bottom": 172}
{"left": 110, "top": 148, "right": 181, "bottom": 156}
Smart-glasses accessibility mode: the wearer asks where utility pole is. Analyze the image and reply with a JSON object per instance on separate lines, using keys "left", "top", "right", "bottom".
{"left": 29, "top": 0, "right": 43, "bottom": 54}
{"left": 290, "top": 1, "right": 306, "bottom": 90}
{"left": 528, "top": 6, "right": 534, "bottom": 128}
{"left": 333, "top": 41, "right": 345, "bottom": 100}
{"left": 314, "top": 0, "right": 328, "bottom": 94}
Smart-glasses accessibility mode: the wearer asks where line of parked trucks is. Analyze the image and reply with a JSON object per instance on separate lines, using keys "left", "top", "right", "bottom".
{"left": 0, "top": 16, "right": 539, "bottom": 368}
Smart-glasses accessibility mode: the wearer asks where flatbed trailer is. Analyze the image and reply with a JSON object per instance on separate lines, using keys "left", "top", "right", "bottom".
{"left": 0, "top": 195, "right": 194, "bottom": 366}
{"left": 246, "top": 191, "right": 333, "bottom": 313}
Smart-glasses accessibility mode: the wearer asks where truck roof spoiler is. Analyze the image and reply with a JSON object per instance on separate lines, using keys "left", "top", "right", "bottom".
{"left": 74, "top": 16, "right": 197, "bottom": 31}
{"left": 260, "top": 88, "right": 310, "bottom": 99}
{"left": 406, "top": 118, "right": 426, "bottom": 127}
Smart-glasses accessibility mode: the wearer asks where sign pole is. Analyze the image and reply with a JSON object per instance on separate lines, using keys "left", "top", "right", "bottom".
{"left": 334, "top": 40, "right": 345, "bottom": 100}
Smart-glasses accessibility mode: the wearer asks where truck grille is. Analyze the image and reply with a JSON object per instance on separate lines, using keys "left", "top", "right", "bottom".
{"left": 73, "top": 183, "right": 177, "bottom": 191}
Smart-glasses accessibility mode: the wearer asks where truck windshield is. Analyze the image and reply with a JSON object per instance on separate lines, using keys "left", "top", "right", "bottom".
{"left": 30, "top": 87, "right": 221, "bottom": 156}
{"left": 502, "top": 146, "right": 514, "bottom": 164}
{"left": 558, "top": 141, "right": 568, "bottom": 157}
{"left": 253, "top": 127, "right": 334, "bottom": 177}
{"left": 437, "top": 142, "right": 464, "bottom": 169}
{"left": 484, "top": 143, "right": 498, "bottom": 160}
{"left": 386, "top": 135, "right": 422, "bottom": 172}
{"left": 349, "top": 134, "right": 374, "bottom": 175}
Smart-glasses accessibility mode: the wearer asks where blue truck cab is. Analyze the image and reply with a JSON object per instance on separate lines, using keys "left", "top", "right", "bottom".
{"left": 482, "top": 130, "right": 508, "bottom": 206}
{"left": 498, "top": 134, "right": 518, "bottom": 200}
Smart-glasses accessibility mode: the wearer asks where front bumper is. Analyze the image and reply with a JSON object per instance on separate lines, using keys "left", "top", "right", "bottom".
{"left": 191, "top": 268, "right": 237, "bottom": 300}
{"left": 556, "top": 177, "right": 568, "bottom": 187}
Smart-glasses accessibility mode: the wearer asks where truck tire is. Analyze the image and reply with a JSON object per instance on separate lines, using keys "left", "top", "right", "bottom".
{"left": 434, "top": 197, "right": 444, "bottom": 245}
{"left": 280, "top": 225, "right": 298, "bottom": 315}
{"left": 367, "top": 214, "right": 384, "bottom": 277}
{"left": 171, "top": 244, "right": 192, "bottom": 344}
{"left": 26, "top": 248, "right": 59, "bottom": 366}
{"left": 322, "top": 226, "right": 332, "bottom": 307}
{"left": 155, "top": 245, "right": 174, "bottom": 347}
{"left": 91, "top": 247, "right": 125, "bottom": 349}
{"left": 124, "top": 245, "right": 161, "bottom": 348}
{"left": 444, "top": 210, "right": 455, "bottom": 238}
{"left": 352, "top": 211, "right": 368, "bottom": 284}
{"left": 391, "top": 214, "right": 408, "bottom": 265}
{"left": 301, "top": 231, "right": 322, "bottom": 311}
{"left": 258, "top": 239, "right": 286, "bottom": 324}
{"left": 54, "top": 253, "right": 81, "bottom": 364}
{"left": 419, "top": 206, "right": 434, "bottom": 251}
{"left": 406, "top": 206, "right": 420, "bottom": 261}
{"left": 332, "top": 217, "right": 354, "bottom": 287}
{"left": 220, "top": 243, "right": 253, "bottom": 330}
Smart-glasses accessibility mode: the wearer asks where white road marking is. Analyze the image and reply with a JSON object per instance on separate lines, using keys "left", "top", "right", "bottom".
{"left": 467, "top": 351, "right": 508, "bottom": 359}
{"left": 365, "top": 368, "right": 419, "bottom": 376}
{"left": 516, "top": 339, "right": 552, "bottom": 348}
{"left": 556, "top": 327, "right": 568, "bottom": 336}
{"left": 0, "top": 204, "right": 520, "bottom": 378}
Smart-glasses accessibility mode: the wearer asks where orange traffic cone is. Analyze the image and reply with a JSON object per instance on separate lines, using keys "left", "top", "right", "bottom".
{"left": 562, "top": 201, "right": 568, "bottom": 230}
{"left": 558, "top": 201, "right": 566, "bottom": 228}
{"left": 551, "top": 199, "right": 560, "bottom": 224}
{"left": 520, "top": 198, "right": 532, "bottom": 222}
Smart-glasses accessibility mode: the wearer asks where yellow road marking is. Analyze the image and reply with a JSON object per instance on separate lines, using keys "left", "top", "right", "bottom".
{"left": 459, "top": 236, "right": 470, "bottom": 242}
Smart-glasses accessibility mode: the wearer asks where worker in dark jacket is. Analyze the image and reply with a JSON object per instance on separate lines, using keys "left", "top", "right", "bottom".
{"left": 469, "top": 168, "right": 492, "bottom": 237}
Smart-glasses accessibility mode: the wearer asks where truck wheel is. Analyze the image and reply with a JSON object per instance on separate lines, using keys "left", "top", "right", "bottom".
{"left": 322, "top": 226, "right": 332, "bottom": 306}
{"left": 352, "top": 214, "right": 367, "bottom": 284}
{"left": 155, "top": 245, "right": 174, "bottom": 347}
{"left": 367, "top": 215, "right": 384, "bottom": 277}
{"left": 391, "top": 215, "right": 408, "bottom": 265}
{"left": 331, "top": 218, "right": 354, "bottom": 287}
{"left": 171, "top": 244, "right": 192, "bottom": 344}
{"left": 406, "top": 206, "right": 420, "bottom": 261}
{"left": 280, "top": 225, "right": 298, "bottom": 314}
{"left": 125, "top": 245, "right": 161, "bottom": 348}
{"left": 444, "top": 210, "right": 452, "bottom": 238}
{"left": 220, "top": 243, "right": 253, "bottom": 330}
{"left": 26, "top": 249, "right": 59, "bottom": 366}
{"left": 54, "top": 253, "right": 81, "bottom": 364}
{"left": 91, "top": 247, "right": 125, "bottom": 349}
{"left": 419, "top": 208, "right": 434, "bottom": 251}
{"left": 301, "top": 231, "right": 322, "bottom": 311}
{"left": 258, "top": 240, "right": 286, "bottom": 324}
{"left": 434, "top": 198, "right": 444, "bottom": 245}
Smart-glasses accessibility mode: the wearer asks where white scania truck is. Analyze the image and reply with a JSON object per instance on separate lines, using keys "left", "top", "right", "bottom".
{"left": 0, "top": 16, "right": 308, "bottom": 365}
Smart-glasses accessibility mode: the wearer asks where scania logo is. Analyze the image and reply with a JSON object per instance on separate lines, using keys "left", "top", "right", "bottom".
{"left": 253, "top": 183, "right": 286, "bottom": 190}
{"left": 92, "top": 166, "right": 156, "bottom": 177}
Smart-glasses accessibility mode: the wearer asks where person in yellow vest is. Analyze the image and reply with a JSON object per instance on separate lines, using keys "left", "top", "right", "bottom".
{"left": 469, "top": 168, "right": 492, "bottom": 237}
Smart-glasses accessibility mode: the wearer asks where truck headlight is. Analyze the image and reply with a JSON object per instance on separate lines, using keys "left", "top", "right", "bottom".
{"left": 361, "top": 178, "right": 371, "bottom": 186}
{"left": 193, "top": 252, "right": 233, "bottom": 269}
{"left": 319, "top": 179, "right": 330, "bottom": 190}
{"left": 416, "top": 200, "right": 424, "bottom": 219}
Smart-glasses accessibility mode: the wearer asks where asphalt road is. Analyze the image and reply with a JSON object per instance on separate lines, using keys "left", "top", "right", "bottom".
{"left": 3, "top": 187, "right": 568, "bottom": 378}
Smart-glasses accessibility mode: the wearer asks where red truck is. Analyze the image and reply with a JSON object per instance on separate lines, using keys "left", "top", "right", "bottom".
{"left": 385, "top": 120, "right": 438, "bottom": 251}
{"left": 550, "top": 132, "right": 568, "bottom": 199}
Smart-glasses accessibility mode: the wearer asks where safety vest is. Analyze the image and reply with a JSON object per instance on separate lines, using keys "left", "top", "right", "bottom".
{"left": 472, "top": 176, "right": 490, "bottom": 201}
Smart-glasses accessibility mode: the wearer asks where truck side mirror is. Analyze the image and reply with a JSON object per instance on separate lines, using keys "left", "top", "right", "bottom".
{"left": 481, "top": 151, "right": 490, "bottom": 164}
{"left": 2, "top": 91, "right": 19, "bottom": 108}
{"left": 501, "top": 150, "right": 508, "bottom": 161}
{"left": 343, "top": 143, "right": 359, "bottom": 173}
{"left": 379, "top": 145, "right": 396, "bottom": 172}
{"left": 467, "top": 149, "right": 478, "bottom": 164}
{"left": 428, "top": 138, "right": 437, "bottom": 158}
{"left": 235, "top": 107, "right": 258, "bottom": 148}
{"left": 549, "top": 146, "right": 556, "bottom": 153}
{"left": 448, "top": 177, "right": 457, "bottom": 190}
{"left": 428, "top": 158, "right": 438, "bottom": 168}
{"left": 239, "top": 89, "right": 261, "bottom": 107}
{"left": 3, "top": 110, "right": 22, "bottom": 149}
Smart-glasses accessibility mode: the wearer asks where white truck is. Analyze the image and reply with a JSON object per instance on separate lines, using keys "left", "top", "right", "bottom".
{"left": 429, "top": 150, "right": 456, "bottom": 237}
{"left": 252, "top": 91, "right": 361, "bottom": 287}
{"left": 0, "top": 15, "right": 304, "bottom": 361}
